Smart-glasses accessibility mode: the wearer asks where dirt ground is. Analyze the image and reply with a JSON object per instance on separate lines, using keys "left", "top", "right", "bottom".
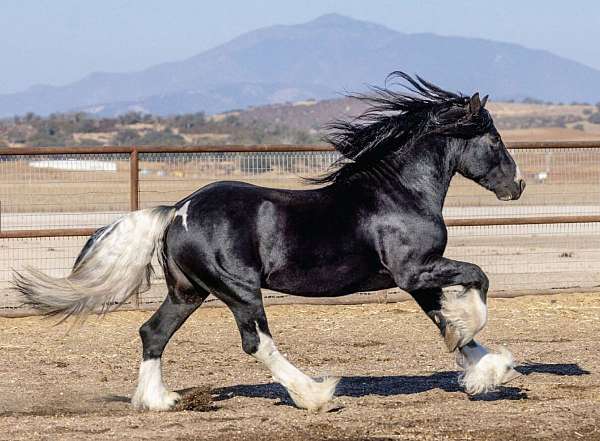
{"left": 1, "top": 292, "right": 599, "bottom": 441}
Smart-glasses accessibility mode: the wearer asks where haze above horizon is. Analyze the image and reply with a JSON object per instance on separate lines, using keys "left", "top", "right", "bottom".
{"left": 1, "top": 0, "right": 599, "bottom": 95}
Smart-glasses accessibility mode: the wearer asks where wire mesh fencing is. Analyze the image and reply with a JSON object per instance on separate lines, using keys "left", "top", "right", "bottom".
{"left": 138, "top": 151, "right": 340, "bottom": 207}
{"left": 446, "top": 147, "right": 600, "bottom": 216}
{"left": 0, "top": 153, "right": 130, "bottom": 231}
{"left": 1, "top": 145, "right": 599, "bottom": 315}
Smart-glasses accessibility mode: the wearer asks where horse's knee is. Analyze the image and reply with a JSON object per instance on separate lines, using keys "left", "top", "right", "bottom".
{"left": 440, "top": 286, "right": 488, "bottom": 352}
{"left": 466, "top": 264, "right": 489, "bottom": 295}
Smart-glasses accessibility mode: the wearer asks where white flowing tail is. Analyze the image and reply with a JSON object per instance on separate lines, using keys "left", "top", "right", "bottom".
{"left": 13, "top": 206, "right": 177, "bottom": 320}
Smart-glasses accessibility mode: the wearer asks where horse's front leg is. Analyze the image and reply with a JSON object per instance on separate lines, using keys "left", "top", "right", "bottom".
{"left": 397, "top": 257, "right": 489, "bottom": 351}
{"left": 395, "top": 258, "right": 520, "bottom": 394}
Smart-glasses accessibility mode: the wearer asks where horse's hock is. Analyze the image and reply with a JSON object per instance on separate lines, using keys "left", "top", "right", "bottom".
{"left": 1, "top": 143, "right": 599, "bottom": 315}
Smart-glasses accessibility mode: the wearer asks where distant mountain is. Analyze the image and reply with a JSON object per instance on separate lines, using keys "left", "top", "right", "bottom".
{"left": 2, "top": 13, "right": 600, "bottom": 117}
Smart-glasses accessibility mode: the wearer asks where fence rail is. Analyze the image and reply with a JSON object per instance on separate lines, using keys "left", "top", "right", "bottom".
{"left": 2, "top": 141, "right": 600, "bottom": 238}
{"left": 3, "top": 216, "right": 600, "bottom": 240}
{"left": 1, "top": 141, "right": 599, "bottom": 314}
{"left": 3, "top": 139, "right": 600, "bottom": 156}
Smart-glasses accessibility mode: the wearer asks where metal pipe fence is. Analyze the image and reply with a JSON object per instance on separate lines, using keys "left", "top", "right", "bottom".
{"left": 1, "top": 142, "right": 599, "bottom": 315}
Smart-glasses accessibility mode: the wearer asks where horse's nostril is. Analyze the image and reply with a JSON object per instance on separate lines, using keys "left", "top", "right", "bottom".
{"left": 519, "top": 179, "right": 526, "bottom": 192}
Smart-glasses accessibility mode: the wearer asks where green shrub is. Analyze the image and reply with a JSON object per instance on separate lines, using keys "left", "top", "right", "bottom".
{"left": 28, "top": 132, "right": 73, "bottom": 147}
{"left": 77, "top": 138, "right": 104, "bottom": 146}
{"left": 118, "top": 112, "right": 143, "bottom": 125}
{"left": 137, "top": 129, "right": 185, "bottom": 146}
{"left": 114, "top": 129, "right": 141, "bottom": 145}
{"left": 588, "top": 112, "right": 600, "bottom": 124}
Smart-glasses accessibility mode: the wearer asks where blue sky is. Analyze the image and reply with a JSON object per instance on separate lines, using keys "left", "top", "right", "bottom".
{"left": 1, "top": 0, "right": 599, "bottom": 94}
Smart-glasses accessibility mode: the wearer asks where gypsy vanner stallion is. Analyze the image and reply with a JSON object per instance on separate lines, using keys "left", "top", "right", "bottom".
{"left": 15, "top": 72, "right": 525, "bottom": 412}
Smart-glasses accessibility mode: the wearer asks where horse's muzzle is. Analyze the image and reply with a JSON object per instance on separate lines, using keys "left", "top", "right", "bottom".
{"left": 513, "top": 179, "right": 526, "bottom": 200}
{"left": 495, "top": 179, "right": 526, "bottom": 201}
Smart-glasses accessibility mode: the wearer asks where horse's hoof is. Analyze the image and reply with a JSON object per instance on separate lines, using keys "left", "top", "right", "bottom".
{"left": 287, "top": 376, "right": 340, "bottom": 412}
{"left": 458, "top": 346, "right": 516, "bottom": 395}
{"left": 131, "top": 390, "right": 180, "bottom": 411}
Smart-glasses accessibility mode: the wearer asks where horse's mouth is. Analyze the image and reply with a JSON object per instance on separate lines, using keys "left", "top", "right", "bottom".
{"left": 495, "top": 189, "right": 519, "bottom": 201}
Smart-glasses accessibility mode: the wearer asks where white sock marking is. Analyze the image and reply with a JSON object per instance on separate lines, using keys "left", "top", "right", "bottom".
{"left": 457, "top": 341, "right": 516, "bottom": 394}
{"left": 131, "top": 359, "right": 180, "bottom": 411}
{"left": 175, "top": 201, "right": 190, "bottom": 231}
{"left": 441, "top": 286, "right": 488, "bottom": 348}
{"left": 253, "top": 328, "right": 338, "bottom": 411}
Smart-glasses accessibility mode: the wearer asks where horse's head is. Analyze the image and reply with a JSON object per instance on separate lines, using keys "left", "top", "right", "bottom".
{"left": 312, "top": 71, "right": 526, "bottom": 199}
{"left": 452, "top": 94, "right": 525, "bottom": 201}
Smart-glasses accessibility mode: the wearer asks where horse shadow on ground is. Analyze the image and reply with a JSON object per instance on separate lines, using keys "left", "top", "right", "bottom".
{"left": 101, "top": 362, "right": 589, "bottom": 407}
{"left": 515, "top": 361, "right": 589, "bottom": 377}
{"left": 212, "top": 362, "right": 590, "bottom": 406}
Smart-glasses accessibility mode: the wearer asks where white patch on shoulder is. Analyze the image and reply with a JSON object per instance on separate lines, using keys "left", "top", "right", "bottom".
{"left": 131, "top": 359, "right": 180, "bottom": 411}
{"left": 457, "top": 341, "right": 519, "bottom": 394}
{"left": 175, "top": 201, "right": 190, "bottom": 231}
{"left": 253, "top": 327, "right": 339, "bottom": 411}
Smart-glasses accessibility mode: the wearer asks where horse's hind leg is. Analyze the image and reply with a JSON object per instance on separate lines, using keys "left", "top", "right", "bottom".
{"left": 221, "top": 290, "right": 339, "bottom": 411}
{"left": 132, "top": 278, "right": 206, "bottom": 410}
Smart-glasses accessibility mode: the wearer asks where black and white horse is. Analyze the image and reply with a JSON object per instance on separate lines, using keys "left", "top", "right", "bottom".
{"left": 15, "top": 72, "right": 525, "bottom": 412}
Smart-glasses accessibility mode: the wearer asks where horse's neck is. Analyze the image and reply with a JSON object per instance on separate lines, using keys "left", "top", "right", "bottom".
{"left": 351, "top": 137, "right": 461, "bottom": 213}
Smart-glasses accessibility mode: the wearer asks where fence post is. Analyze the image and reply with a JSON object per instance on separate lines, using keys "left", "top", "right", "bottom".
{"left": 129, "top": 147, "right": 139, "bottom": 212}
{"left": 129, "top": 147, "right": 140, "bottom": 308}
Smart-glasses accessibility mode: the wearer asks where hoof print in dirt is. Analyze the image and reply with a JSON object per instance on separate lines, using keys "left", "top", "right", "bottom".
{"left": 172, "top": 387, "right": 219, "bottom": 412}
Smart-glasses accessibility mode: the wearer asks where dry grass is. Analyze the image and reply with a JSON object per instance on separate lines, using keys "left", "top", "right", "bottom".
{"left": 501, "top": 128, "right": 600, "bottom": 142}
{"left": 488, "top": 102, "right": 593, "bottom": 118}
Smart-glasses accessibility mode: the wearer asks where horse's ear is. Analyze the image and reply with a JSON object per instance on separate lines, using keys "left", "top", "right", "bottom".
{"left": 468, "top": 93, "right": 481, "bottom": 115}
{"left": 481, "top": 94, "right": 489, "bottom": 108}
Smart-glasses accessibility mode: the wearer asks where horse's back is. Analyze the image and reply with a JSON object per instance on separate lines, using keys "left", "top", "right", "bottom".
{"left": 179, "top": 180, "right": 319, "bottom": 204}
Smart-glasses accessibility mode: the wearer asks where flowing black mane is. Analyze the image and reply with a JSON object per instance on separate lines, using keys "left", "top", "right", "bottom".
{"left": 313, "top": 71, "right": 491, "bottom": 184}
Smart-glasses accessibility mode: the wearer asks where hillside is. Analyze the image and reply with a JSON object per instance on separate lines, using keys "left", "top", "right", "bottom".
{"left": 2, "top": 99, "right": 600, "bottom": 149}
